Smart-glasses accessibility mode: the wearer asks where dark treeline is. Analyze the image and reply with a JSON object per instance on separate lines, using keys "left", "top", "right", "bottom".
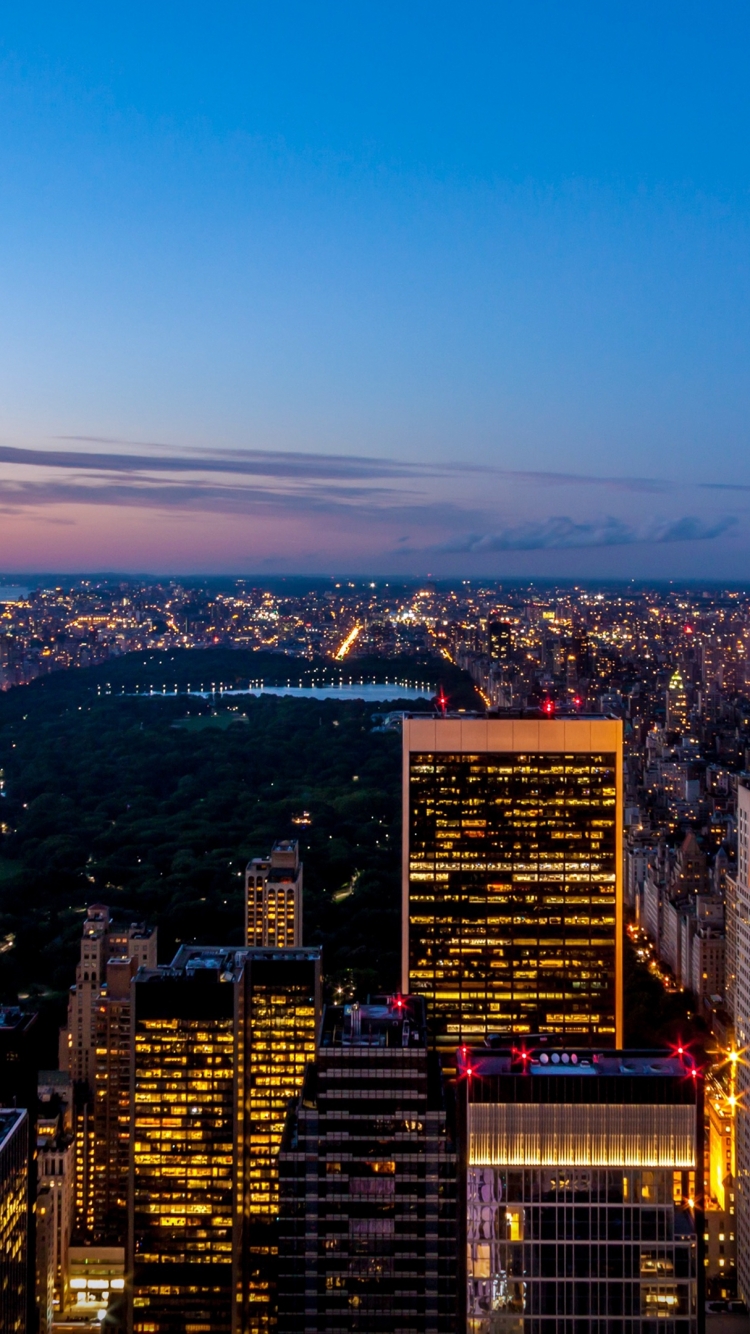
{"left": 0, "top": 648, "right": 688, "bottom": 1064}
{"left": 0, "top": 649, "right": 481, "bottom": 1061}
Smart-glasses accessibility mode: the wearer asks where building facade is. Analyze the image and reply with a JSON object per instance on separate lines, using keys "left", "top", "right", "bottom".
{"left": 403, "top": 716, "right": 623, "bottom": 1056}
{"left": 732, "top": 780, "right": 750, "bottom": 1305}
{"left": 0, "top": 1109, "right": 28, "bottom": 1334}
{"left": 129, "top": 944, "right": 321, "bottom": 1334}
{"left": 245, "top": 840, "right": 303, "bottom": 949}
{"left": 458, "top": 1045, "right": 703, "bottom": 1334}
{"left": 62, "top": 905, "right": 156, "bottom": 1237}
{"left": 278, "top": 995, "right": 457, "bottom": 1332}
{"left": 93, "top": 955, "right": 138, "bottom": 1243}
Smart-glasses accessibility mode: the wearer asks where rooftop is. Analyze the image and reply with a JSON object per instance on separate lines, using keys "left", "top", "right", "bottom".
{"left": 0, "top": 1108, "right": 26, "bottom": 1152}
{"left": 321, "top": 995, "right": 427, "bottom": 1048}
{"left": 457, "top": 1046, "right": 697, "bottom": 1080}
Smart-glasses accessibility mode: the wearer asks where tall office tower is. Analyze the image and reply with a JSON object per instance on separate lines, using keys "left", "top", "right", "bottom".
{"left": 0, "top": 1109, "right": 29, "bottom": 1334}
{"left": 0, "top": 1007, "right": 38, "bottom": 1111}
{"left": 459, "top": 1044, "right": 703, "bottom": 1334}
{"left": 237, "top": 947, "right": 321, "bottom": 1333}
{"left": 61, "top": 906, "right": 156, "bottom": 1236}
{"left": 732, "top": 780, "right": 750, "bottom": 1305}
{"left": 488, "top": 621, "right": 513, "bottom": 663}
{"left": 403, "top": 716, "right": 623, "bottom": 1059}
{"left": 130, "top": 944, "right": 321, "bottom": 1334}
{"left": 37, "top": 1072, "right": 75, "bottom": 1315}
{"left": 93, "top": 956, "right": 137, "bottom": 1243}
{"left": 245, "top": 840, "right": 303, "bottom": 948}
{"left": 130, "top": 950, "right": 238, "bottom": 1334}
{"left": 666, "top": 669, "right": 690, "bottom": 733}
{"left": 277, "top": 996, "right": 457, "bottom": 1334}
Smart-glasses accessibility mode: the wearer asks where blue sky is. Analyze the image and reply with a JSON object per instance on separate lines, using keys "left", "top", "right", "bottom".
{"left": 0, "top": 3, "right": 749, "bottom": 575}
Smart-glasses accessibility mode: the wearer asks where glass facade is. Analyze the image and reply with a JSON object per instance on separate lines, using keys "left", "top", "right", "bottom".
{"left": 466, "top": 1165, "right": 699, "bottom": 1333}
{"left": 131, "top": 978, "right": 236, "bottom": 1334}
{"left": 405, "top": 723, "right": 621, "bottom": 1051}
{"left": 0, "top": 1109, "right": 28, "bottom": 1334}
{"left": 130, "top": 946, "right": 321, "bottom": 1333}
{"left": 460, "top": 1051, "right": 703, "bottom": 1334}
{"left": 239, "top": 952, "right": 321, "bottom": 1333}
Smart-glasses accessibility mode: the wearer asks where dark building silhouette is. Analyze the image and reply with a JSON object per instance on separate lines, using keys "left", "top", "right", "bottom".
{"left": 278, "top": 995, "right": 457, "bottom": 1333}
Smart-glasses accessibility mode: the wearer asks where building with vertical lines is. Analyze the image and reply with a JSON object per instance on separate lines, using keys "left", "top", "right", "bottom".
{"left": 0, "top": 1109, "right": 28, "bottom": 1334}
{"left": 458, "top": 1044, "right": 703, "bottom": 1334}
{"left": 93, "top": 955, "right": 137, "bottom": 1243}
{"left": 277, "top": 995, "right": 456, "bottom": 1333}
{"left": 732, "top": 779, "right": 750, "bottom": 1305}
{"left": 237, "top": 948, "right": 321, "bottom": 1333}
{"left": 245, "top": 840, "right": 303, "bottom": 949}
{"left": 403, "top": 716, "right": 623, "bottom": 1056}
{"left": 129, "top": 944, "right": 320, "bottom": 1334}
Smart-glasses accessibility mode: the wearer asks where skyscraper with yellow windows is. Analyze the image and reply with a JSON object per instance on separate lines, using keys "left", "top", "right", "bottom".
{"left": 129, "top": 944, "right": 320, "bottom": 1334}
{"left": 403, "top": 714, "right": 623, "bottom": 1056}
{"left": 245, "top": 840, "right": 303, "bottom": 949}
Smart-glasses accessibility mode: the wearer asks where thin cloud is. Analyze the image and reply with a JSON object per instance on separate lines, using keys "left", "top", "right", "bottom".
{"left": 28, "top": 440, "right": 667, "bottom": 491}
{"left": 435, "top": 515, "right": 738, "bottom": 553}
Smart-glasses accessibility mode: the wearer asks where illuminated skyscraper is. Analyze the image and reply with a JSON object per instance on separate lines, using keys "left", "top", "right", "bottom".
{"left": 459, "top": 1044, "right": 703, "bottom": 1334}
{"left": 61, "top": 906, "right": 156, "bottom": 1237}
{"left": 237, "top": 947, "right": 321, "bottom": 1333}
{"left": 93, "top": 956, "right": 137, "bottom": 1243}
{"left": 403, "top": 715, "right": 623, "bottom": 1056}
{"left": 732, "top": 780, "right": 750, "bottom": 1305}
{"left": 130, "top": 949, "right": 238, "bottom": 1334}
{"left": 245, "top": 840, "right": 303, "bottom": 948}
{"left": 666, "top": 669, "right": 689, "bottom": 733}
{"left": 488, "top": 621, "right": 513, "bottom": 662}
{"left": 0, "top": 1108, "right": 28, "bottom": 1334}
{"left": 278, "top": 995, "right": 457, "bottom": 1333}
{"left": 129, "top": 944, "right": 320, "bottom": 1334}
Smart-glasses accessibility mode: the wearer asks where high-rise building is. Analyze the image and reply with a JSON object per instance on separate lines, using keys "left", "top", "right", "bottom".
{"left": 36, "top": 1071, "right": 75, "bottom": 1315}
{"left": 238, "top": 947, "right": 321, "bottom": 1332}
{"left": 61, "top": 905, "right": 156, "bottom": 1237}
{"left": 488, "top": 622, "right": 513, "bottom": 663}
{"left": 0, "top": 1108, "right": 29, "bottom": 1334}
{"left": 129, "top": 944, "right": 321, "bottom": 1334}
{"left": 245, "top": 840, "right": 303, "bottom": 948}
{"left": 130, "top": 950, "right": 238, "bottom": 1334}
{"left": 666, "top": 669, "right": 690, "bottom": 733}
{"left": 732, "top": 780, "right": 750, "bottom": 1304}
{"left": 278, "top": 995, "right": 457, "bottom": 1333}
{"left": 459, "top": 1044, "right": 703, "bottom": 1334}
{"left": 403, "top": 716, "right": 623, "bottom": 1058}
{"left": 93, "top": 955, "right": 138, "bottom": 1243}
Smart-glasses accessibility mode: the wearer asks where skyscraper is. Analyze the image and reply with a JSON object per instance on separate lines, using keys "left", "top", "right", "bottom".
{"left": 237, "top": 947, "right": 321, "bottom": 1333}
{"left": 0, "top": 1108, "right": 28, "bottom": 1334}
{"left": 245, "top": 839, "right": 303, "bottom": 948}
{"left": 93, "top": 955, "right": 138, "bottom": 1243}
{"left": 459, "top": 1044, "right": 703, "bottom": 1333}
{"left": 61, "top": 905, "right": 156, "bottom": 1237}
{"left": 731, "top": 779, "right": 750, "bottom": 1305}
{"left": 278, "top": 995, "right": 457, "bottom": 1333}
{"left": 129, "top": 944, "right": 321, "bottom": 1334}
{"left": 130, "top": 949, "right": 238, "bottom": 1334}
{"left": 403, "top": 715, "right": 623, "bottom": 1058}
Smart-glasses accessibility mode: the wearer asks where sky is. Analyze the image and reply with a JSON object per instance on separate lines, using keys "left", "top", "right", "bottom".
{"left": 1, "top": 3, "right": 750, "bottom": 578}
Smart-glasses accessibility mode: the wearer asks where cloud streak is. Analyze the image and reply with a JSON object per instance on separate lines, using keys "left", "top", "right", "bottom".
{"left": 436, "top": 515, "right": 738, "bottom": 553}
{"left": 0, "top": 439, "right": 664, "bottom": 492}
